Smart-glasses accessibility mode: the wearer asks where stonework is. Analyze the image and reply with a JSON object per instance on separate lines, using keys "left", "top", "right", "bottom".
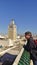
{"left": 8, "top": 19, "right": 17, "bottom": 40}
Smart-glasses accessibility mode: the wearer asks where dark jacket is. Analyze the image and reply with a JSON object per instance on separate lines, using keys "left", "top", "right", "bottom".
{"left": 23, "top": 37, "right": 37, "bottom": 60}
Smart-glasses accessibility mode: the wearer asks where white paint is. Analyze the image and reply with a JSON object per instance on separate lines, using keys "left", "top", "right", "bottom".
{"left": 0, "top": 35, "right": 5, "bottom": 38}
{"left": 13, "top": 48, "right": 24, "bottom": 65}
{"left": 8, "top": 39, "right": 13, "bottom": 46}
{"left": 0, "top": 46, "right": 16, "bottom": 55}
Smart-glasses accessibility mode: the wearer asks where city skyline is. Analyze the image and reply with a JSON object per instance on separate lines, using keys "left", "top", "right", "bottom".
{"left": 0, "top": 0, "right": 37, "bottom": 34}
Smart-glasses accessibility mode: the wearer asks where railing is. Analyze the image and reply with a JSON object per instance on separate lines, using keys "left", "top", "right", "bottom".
{"left": 13, "top": 48, "right": 30, "bottom": 65}
{"left": 13, "top": 48, "right": 24, "bottom": 65}
{"left": 18, "top": 50, "right": 30, "bottom": 65}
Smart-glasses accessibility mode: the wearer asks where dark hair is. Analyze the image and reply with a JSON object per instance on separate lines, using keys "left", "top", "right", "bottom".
{"left": 25, "top": 31, "right": 32, "bottom": 37}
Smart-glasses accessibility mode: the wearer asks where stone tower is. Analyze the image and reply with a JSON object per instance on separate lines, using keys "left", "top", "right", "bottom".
{"left": 8, "top": 19, "right": 17, "bottom": 40}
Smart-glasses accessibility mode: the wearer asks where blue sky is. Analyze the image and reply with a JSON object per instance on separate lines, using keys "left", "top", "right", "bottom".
{"left": 0, "top": 0, "right": 37, "bottom": 34}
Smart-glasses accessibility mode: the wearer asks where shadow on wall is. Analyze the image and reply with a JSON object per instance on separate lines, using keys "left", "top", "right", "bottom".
{"left": 0, "top": 53, "right": 17, "bottom": 65}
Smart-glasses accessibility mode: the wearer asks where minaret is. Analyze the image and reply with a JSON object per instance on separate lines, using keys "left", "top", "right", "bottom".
{"left": 8, "top": 19, "right": 17, "bottom": 40}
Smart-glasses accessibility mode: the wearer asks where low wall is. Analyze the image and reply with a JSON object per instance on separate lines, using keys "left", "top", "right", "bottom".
{"left": 13, "top": 48, "right": 24, "bottom": 65}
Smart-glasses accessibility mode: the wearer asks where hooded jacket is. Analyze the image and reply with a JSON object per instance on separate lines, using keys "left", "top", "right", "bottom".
{"left": 23, "top": 37, "right": 37, "bottom": 60}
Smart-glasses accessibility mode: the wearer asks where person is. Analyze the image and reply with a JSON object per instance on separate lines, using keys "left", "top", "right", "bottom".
{"left": 23, "top": 31, "right": 37, "bottom": 65}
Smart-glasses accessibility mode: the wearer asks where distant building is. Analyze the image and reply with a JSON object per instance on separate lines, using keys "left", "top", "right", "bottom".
{"left": 8, "top": 19, "right": 17, "bottom": 40}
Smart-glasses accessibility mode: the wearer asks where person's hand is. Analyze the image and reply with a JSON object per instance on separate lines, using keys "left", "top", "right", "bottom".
{"left": 30, "top": 60, "right": 33, "bottom": 65}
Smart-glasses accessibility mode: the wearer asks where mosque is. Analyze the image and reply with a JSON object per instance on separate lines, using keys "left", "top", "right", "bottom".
{"left": 8, "top": 19, "right": 17, "bottom": 40}
{"left": 0, "top": 19, "right": 17, "bottom": 47}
